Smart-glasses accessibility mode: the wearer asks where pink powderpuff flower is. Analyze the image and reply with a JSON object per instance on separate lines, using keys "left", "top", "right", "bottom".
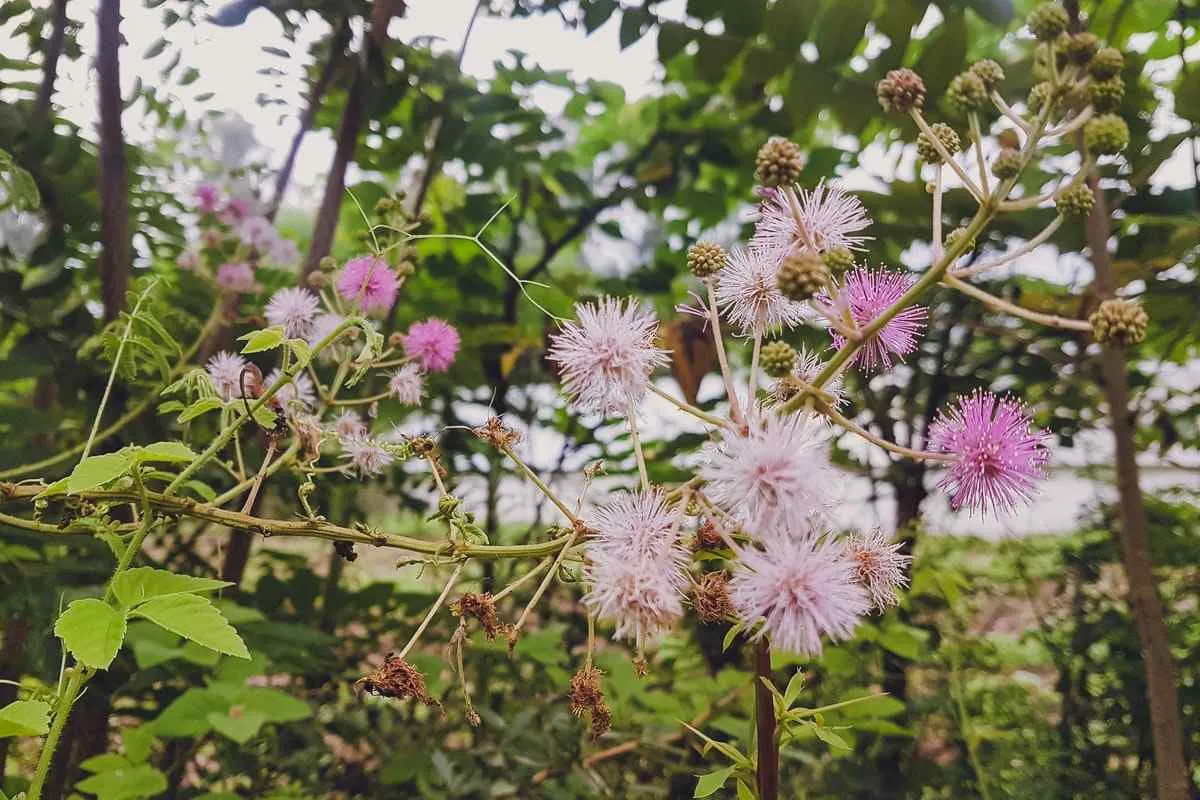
{"left": 714, "top": 246, "right": 809, "bottom": 335}
{"left": 269, "top": 237, "right": 300, "bottom": 265}
{"left": 265, "top": 287, "right": 320, "bottom": 339}
{"left": 928, "top": 391, "right": 1050, "bottom": 515}
{"left": 388, "top": 363, "right": 425, "bottom": 405}
{"left": 330, "top": 410, "right": 368, "bottom": 441}
{"left": 307, "top": 312, "right": 349, "bottom": 364}
{"left": 336, "top": 256, "right": 400, "bottom": 313}
{"left": 771, "top": 346, "right": 845, "bottom": 408}
{"left": 403, "top": 318, "right": 460, "bottom": 373}
{"left": 177, "top": 250, "right": 200, "bottom": 271}
{"left": 547, "top": 298, "right": 669, "bottom": 414}
{"left": 699, "top": 409, "right": 833, "bottom": 539}
{"left": 219, "top": 195, "right": 254, "bottom": 224}
{"left": 820, "top": 268, "right": 927, "bottom": 372}
{"left": 843, "top": 530, "right": 911, "bottom": 610}
{"left": 731, "top": 536, "right": 870, "bottom": 656}
{"left": 206, "top": 351, "right": 249, "bottom": 402}
{"left": 194, "top": 183, "right": 221, "bottom": 214}
{"left": 265, "top": 368, "right": 316, "bottom": 412}
{"left": 236, "top": 215, "right": 279, "bottom": 253}
{"left": 216, "top": 262, "right": 257, "bottom": 294}
{"left": 341, "top": 437, "right": 394, "bottom": 477}
{"left": 751, "top": 180, "right": 872, "bottom": 256}
{"left": 583, "top": 490, "right": 690, "bottom": 647}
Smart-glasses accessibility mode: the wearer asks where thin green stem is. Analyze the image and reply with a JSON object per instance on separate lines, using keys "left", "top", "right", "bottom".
{"left": 626, "top": 403, "right": 649, "bottom": 492}
{"left": 26, "top": 667, "right": 88, "bottom": 800}
{"left": 647, "top": 383, "right": 728, "bottom": 428}
{"left": 706, "top": 282, "right": 744, "bottom": 425}
{"left": 969, "top": 112, "right": 991, "bottom": 201}
{"left": 398, "top": 561, "right": 465, "bottom": 659}
{"left": 499, "top": 445, "right": 580, "bottom": 525}
{"left": 943, "top": 274, "right": 1090, "bottom": 331}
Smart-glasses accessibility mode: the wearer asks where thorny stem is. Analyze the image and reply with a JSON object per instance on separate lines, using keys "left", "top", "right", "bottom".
{"left": 626, "top": 403, "right": 650, "bottom": 492}
{"left": 754, "top": 640, "right": 779, "bottom": 800}
{"left": 705, "top": 282, "right": 744, "bottom": 425}
{"left": 647, "top": 383, "right": 728, "bottom": 428}
{"left": 499, "top": 445, "right": 580, "bottom": 525}
{"left": 398, "top": 561, "right": 465, "bottom": 660}
{"left": 943, "top": 274, "right": 1091, "bottom": 331}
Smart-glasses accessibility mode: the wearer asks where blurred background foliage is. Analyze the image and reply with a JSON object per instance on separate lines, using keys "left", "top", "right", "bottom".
{"left": 0, "top": 0, "right": 1198, "bottom": 797}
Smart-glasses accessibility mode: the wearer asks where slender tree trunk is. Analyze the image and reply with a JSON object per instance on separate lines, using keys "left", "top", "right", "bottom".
{"left": 1083, "top": 166, "right": 1191, "bottom": 800}
{"left": 95, "top": 0, "right": 132, "bottom": 321}
{"left": 33, "top": 0, "right": 68, "bottom": 127}
{"left": 267, "top": 20, "right": 351, "bottom": 221}
{"left": 754, "top": 640, "right": 779, "bottom": 800}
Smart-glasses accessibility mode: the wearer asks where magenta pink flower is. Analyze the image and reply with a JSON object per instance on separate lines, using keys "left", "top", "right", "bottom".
{"left": 236, "top": 215, "right": 279, "bottom": 253}
{"left": 844, "top": 530, "right": 911, "bottom": 610}
{"left": 336, "top": 256, "right": 400, "bottom": 313}
{"left": 219, "top": 196, "right": 254, "bottom": 224}
{"left": 547, "top": 298, "right": 670, "bottom": 413}
{"left": 216, "top": 262, "right": 256, "bottom": 294}
{"left": 403, "top": 318, "right": 460, "bottom": 373}
{"left": 194, "top": 183, "right": 221, "bottom": 214}
{"left": 821, "top": 268, "right": 927, "bottom": 371}
{"left": 929, "top": 391, "right": 1050, "bottom": 515}
{"left": 731, "top": 536, "right": 870, "bottom": 656}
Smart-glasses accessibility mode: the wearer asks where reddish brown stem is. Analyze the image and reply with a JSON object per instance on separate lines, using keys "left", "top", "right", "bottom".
{"left": 95, "top": 0, "right": 131, "bottom": 321}
{"left": 33, "top": 0, "right": 68, "bottom": 126}
{"left": 754, "top": 639, "right": 779, "bottom": 800}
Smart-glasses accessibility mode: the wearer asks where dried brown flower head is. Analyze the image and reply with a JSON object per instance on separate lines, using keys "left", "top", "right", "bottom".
{"left": 472, "top": 416, "right": 523, "bottom": 449}
{"left": 451, "top": 592, "right": 511, "bottom": 640}
{"left": 355, "top": 653, "right": 441, "bottom": 709}
{"left": 693, "top": 571, "right": 734, "bottom": 624}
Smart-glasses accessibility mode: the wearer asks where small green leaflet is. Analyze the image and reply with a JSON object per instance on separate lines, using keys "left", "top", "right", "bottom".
{"left": 693, "top": 766, "right": 734, "bottom": 797}
{"left": 0, "top": 699, "right": 51, "bottom": 737}
{"left": 130, "top": 594, "right": 249, "bottom": 659}
{"left": 178, "top": 398, "right": 223, "bottom": 423}
{"left": 206, "top": 709, "right": 267, "bottom": 743}
{"left": 138, "top": 441, "right": 198, "bottom": 463}
{"left": 238, "top": 326, "right": 285, "bottom": 354}
{"left": 75, "top": 760, "right": 167, "bottom": 800}
{"left": 112, "top": 567, "right": 231, "bottom": 609}
{"left": 42, "top": 451, "right": 134, "bottom": 496}
{"left": 55, "top": 599, "right": 127, "bottom": 669}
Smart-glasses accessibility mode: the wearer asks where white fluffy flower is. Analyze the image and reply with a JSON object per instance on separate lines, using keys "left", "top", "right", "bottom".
{"left": 714, "top": 246, "right": 809, "bottom": 335}
{"left": 341, "top": 437, "right": 394, "bottom": 477}
{"left": 547, "top": 297, "right": 670, "bottom": 414}
{"left": 205, "top": 351, "right": 248, "bottom": 402}
{"left": 751, "top": 181, "right": 871, "bottom": 255}
{"left": 265, "top": 287, "right": 320, "bottom": 339}
{"left": 699, "top": 409, "right": 833, "bottom": 538}
{"left": 265, "top": 368, "right": 315, "bottom": 413}
{"left": 388, "top": 363, "right": 425, "bottom": 405}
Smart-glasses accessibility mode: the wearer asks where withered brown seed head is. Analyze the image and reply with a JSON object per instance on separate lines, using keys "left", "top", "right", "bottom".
{"left": 693, "top": 571, "right": 734, "bottom": 624}
{"left": 692, "top": 519, "right": 724, "bottom": 551}
{"left": 466, "top": 709, "right": 481, "bottom": 727}
{"left": 451, "top": 592, "right": 510, "bottom": 640}
{"left": 408, "top": 435, "right": 437, "bottom": 456}
{"left": 354, "top": 653, "right": 441, "bottom": 709}
{"left": 472, "top": 416, "right": 523, "bottom": 449}
{"left": 568, "top": 665, "right": 612, "bottom": 737}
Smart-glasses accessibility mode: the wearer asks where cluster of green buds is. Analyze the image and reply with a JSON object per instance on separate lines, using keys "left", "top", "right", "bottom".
{"left": 754, "top": 137, "right": 806, "bottom": 187}
{"left": 371, "top": 192, "right": 422, "bottom": 279}
{"left": 777, "top": 251, "right": 831, "bottom": 301}
{"left": 687, "top": 240, "right": 727, "bottom": 279}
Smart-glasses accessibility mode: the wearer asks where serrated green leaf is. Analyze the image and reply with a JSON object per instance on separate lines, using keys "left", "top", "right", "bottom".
{"left": 131, "top": 594, "right": 249, "bottom": 659}
{"left": 43, "top": 451, "right": 134, "bottom": 496}
{"left": 0, "top": 699, "right": 50, "bottom": 737}
{"left": 137, "top": 442, "right": 198, "bottom": 463}
{"left": 207, "top": 708, "right": 266, "bottom": 743}
{"left": 178, "top": 398, "right": 223, "bottom": 423}
{"left": 55, "top": 599, "right": 127, "bottom": 669}
{"left": 75, "top": 763, "right": 167, "bottom": 800}
{"left": 693, "top": 766, "right": 734, "bottom": 797}
{"left": 113, "top": 567, "right": 231, "bottom": 609}
{"left": 153, "top": 688, "right": 226, "bottom": 737}
{"left": 239, "top": 326, "right": 285, "bottom": 354}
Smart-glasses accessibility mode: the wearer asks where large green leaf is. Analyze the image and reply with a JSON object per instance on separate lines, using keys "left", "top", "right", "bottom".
{"left": 75, "top": 762, "right": 167, "bottom": 800}
{"left": 206, "top": 709, "right": 267, "bottom": 743}
{"left": 0, "top": 699, "right": 50, "bottom": 737}
{"left": 40, "top": 450, "right": 134, "bottom": 496}
{"left": 137, "top": 441, "right": 199, "bottom": 463}
{"left": 54, "top": 598, "right": 127, "bottom": 669}
{"left": 131, "top": 594, "right": 249, "bottom": 659}
{"left": 112, "top": 567, "right": 231, "bottom": 609}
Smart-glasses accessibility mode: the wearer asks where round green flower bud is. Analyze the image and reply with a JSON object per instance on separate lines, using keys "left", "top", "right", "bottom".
{"left": 1084, "top": 114, "right": 1130, "bottom": 155}
{"left": 318, "top": 255, "right": 338, "bottom": 272}
{"left": 1089, "top": 298, "right": 1148, "bottom": 346}
{"left": 395, "top": 259, "right": 416, "bottom": 277}
{"left": 306, "top": 271, "right": 329, "bottom": 290}
{"left": 1028, "top": 4, "right": 1069, "bottom": 41}
{"left": 687, "top": 241, "right": 727, "bottom": 278}
{"left": 969, "top": 59, "right": 1005, "bottom": 89}
{"left": 755, "top": 137, "right": 806, "bottom": 188}
{"left": 760, "top": 341, "right": 797, "bottom": 379}
{"left": 1090, "top": 47, "right": 1124, "bottom": 80}
{"left": 1028, "top": 81, "right": 1056, "bottom": 114}
{"left": 1056, "top": 184, "right": 1095, "bottom": 216}
{"left": 945, "top": 227, "right": 976, "bottom": 253}
{"left": 917, "top": 122, "right": 961, "bottom": 165}
{"left": 1066, "top": 32, "right": 1099, "bottom": 64}
{"left": 1088, "top": 76, "right": 1124, "bottom": 112}
{"left": 991, "top": 148, "right": 1022, "bottom": 180}
{"left": 821, "top": 245, "right": 855, "bottom": 274}
{"left": 877, "top": 68, "right": 926, "bottom": 114}
{"left": 776, "top": 251, "right": 831, "bottom": 301}
{"left": 947, "top": 71, "right": 988, "bottom": 115}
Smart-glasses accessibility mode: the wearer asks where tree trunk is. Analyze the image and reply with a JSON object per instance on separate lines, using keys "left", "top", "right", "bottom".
{"left": 0, "top": 615, "right": 29, "bottom": 782}
{"left": 95, "top": 0, "right": 132, "bottom": 321}
{"left": 754, "top": 640, "right": 779, "bottom": 800}
{"left": 33, "top": 0, "right": 69, "bottom": 127}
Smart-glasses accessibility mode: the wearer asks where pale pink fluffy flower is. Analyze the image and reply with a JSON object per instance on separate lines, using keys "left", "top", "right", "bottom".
{"left": 219, "top": 195, "right": 254, "bottom": 224}
{"left": 269, "top": 237, "right": 299, "bottom": 265}
{"left": 236, "top": 215, "right": 279, "bottom": 253}
{"left": 403, "top": 318, "right": 460, "bottom": 373}
{"left": 194, "top": 183, "right": 221, "bottom": 214}
{"left": 771, "top": 346, "right": 845, "bottom": 407}
{"left": 266, "top": 368, "right": 315, "bottom": 412}
{"left": 731, "top": 536, "right": 870, "bottom": 656}
{"left": 388, "top": 363, "right": 425, "bottom": 405}
{"left": 330, "top": 410, "right": 368, "bottom": 440}
{"left": 751, "top": 181, "right": 872, "bottom": 255}
{"left": 341, "top": 437, "right": 394, "bottom": 477}
{"left": 206, "top": 351, "right": 248, "bottom": 402}
{"left": 547, "top": 298, "right": 670, "bottom": 414}
{"left": 714, "top": 246, "right": 809, "bottom": 334}
{"left": 177, "top": 250, "right": 200, "bottom": 270}
{"left": 336, "top": 256, "right": 400, "bottom": 313}
{"left": 928, "top": 391, "right": 1050, "bottom": 515}
{"left": 307, "top": 312, "right": 346, "bottom": 358}
{"left": 844, "top": 530, "right": 911, "bottom": 610}
{"left": 699, "top": 409, "right": 833, "bottom": 538}
{"left": 584, "top": 490, "right": 690, "bottom": 646}
{"left": 265, "top": 287, "right": 320, "bottom": 339}
{"left": 821, "top": 268, "right": 927, "bottom": 371}
{"left": 216, "top": 262, "right": 257, "bottom": 294}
